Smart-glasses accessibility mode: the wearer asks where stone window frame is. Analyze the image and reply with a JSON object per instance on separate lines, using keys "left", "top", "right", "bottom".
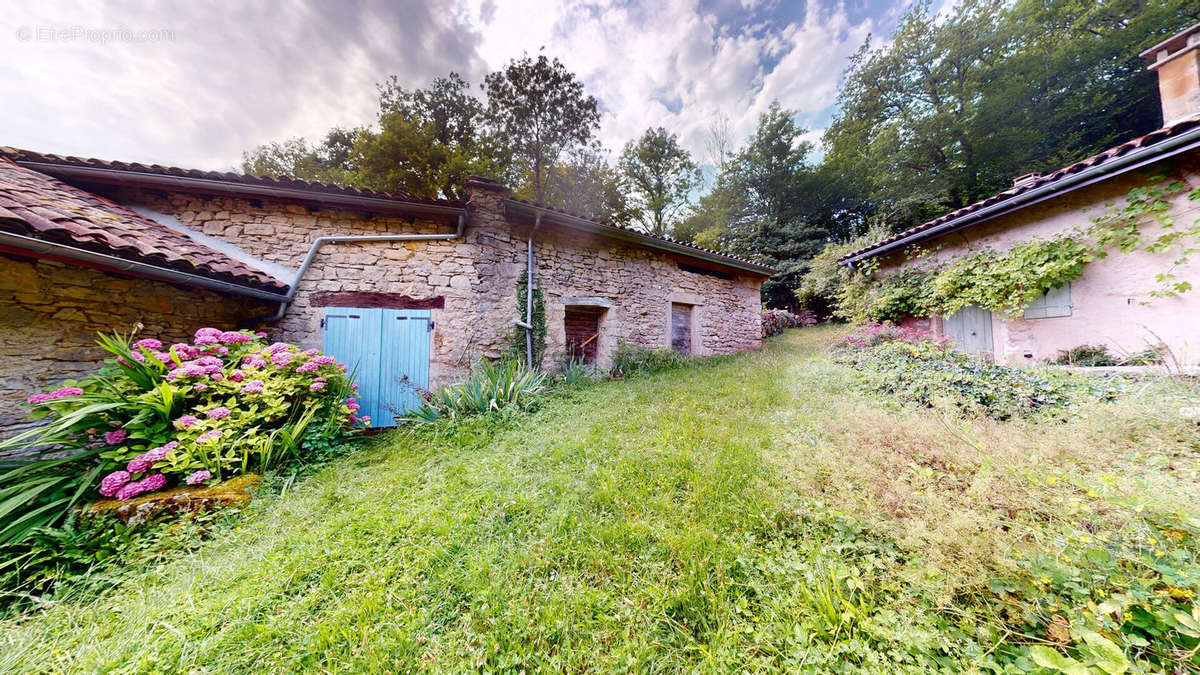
{"left": 665, "top": 292, "right": 705, "bottom": 356}
{"left": 560, "top": 296, "right": 616, "bottom": 370}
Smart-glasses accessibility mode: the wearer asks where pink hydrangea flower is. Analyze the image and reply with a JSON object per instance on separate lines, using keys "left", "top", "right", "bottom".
{"left": 254, "top": 331, "right": 268, "bottom": 339}
{"left": 196, "top": 429, "right": 222, "bottom": 444}
{"left": 194, "top": 327, "right": 222, "bottom": 346}
{"left": 186, "top": 470, "right": 212, "bottom": 485}
{"left": 29, "top": 386, "right": 85, "bottom": 404}
{"left": 140, "top": 441, "right": 176, "bottom": 462}
{"left": 132, "top": 338, "right": 162, "bottom": 350}
{"left": 312, "top": 355, "right": 336, "bottom": 366}
{"left": 345, "top": 398, "right": 360, "bottom": 413}
{"left": 99, "top": 470, "right": 130, "bottom": 497}
{"left": 204, "top": 345, "right": 230, "bottom": 356}
{"left": 174, "top": 415, "right": 200, "bottom": 429}
{"left": 295, "top": 361, "right": 319, "bottom": 373}
{"left": 242, "top": 356, "right": 267, "bottom": 369}
{"left": 359, "top": 416, "right": 371, "bottom": 425}
{"left": 350, "top": 383, "right": 359, "bottom": 392}
{"left": 193, "top": 383, "right": 209, "bottom": 391}
{"left": 139, "top": 473, "right": 167, "bottom": 493}
{"left": 126, "top": 458, "right": 152, "bottom": 474}
{"left": 241, "top": 380, "right": 265, "bottom": 394}
{"left": 171, "top": 343, "right": 199, "bottom": 359}
{"left": 227, "top": 369, "right": 245, "bottom": 382}
{"left": 314, "top": 376, "right": 326, "bottom": 382}
{"left": 206, "top": 407, "right": 231, "bottom": 420}
{"left": 220, "top": 331, "right": 252, "bottom": 344}
{"left": 267, "top": 342, "right": 291, "bottom": 354}
{"left": 270, "top": 352, "right": 294, "bottom": 367}
{"left": 114, "top": 481, "right": 146, "bottom": 501}
{"left": 305, "top": 349, "right": 319, "bottom": 356}
{"left": 104, "top": 429, "right": 127, "bottom": 445}
{"left": 309, "top": 382, "right": 325, "bottom": 391}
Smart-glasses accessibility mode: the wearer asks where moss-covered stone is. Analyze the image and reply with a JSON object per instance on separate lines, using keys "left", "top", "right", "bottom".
{"left": 85, "top": 474, "right": 263, "bottom": 525}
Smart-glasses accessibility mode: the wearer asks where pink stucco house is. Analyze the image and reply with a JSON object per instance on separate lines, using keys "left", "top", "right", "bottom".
{"left": 840, "top": 23, "right": 1200, "bottom": 366}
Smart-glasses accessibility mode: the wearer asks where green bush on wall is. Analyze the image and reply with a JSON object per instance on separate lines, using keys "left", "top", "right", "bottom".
{"left": 838, "top": 179, "right": 1200, "bottom": 323}
{"left": 510, "top": 270, "right": 546, "bottom": 367}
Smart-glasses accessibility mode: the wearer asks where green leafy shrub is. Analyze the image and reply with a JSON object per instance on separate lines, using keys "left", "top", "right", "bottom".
{"left": 1055, "top": 343, "right": 1166, "bottom": 367}
{"left": 554, "top": 357, "right": 600, "bottom": 387}
{"left": 403, "top": 358, "right": 548, "bottom": 424}
{"left": 0, "top": 327, "right": 362, "bottom": 549}
{"left": 609, "top": 339, "right": 687, "bottom": 377}
{"left": 996, "top": 517, "right": 1200, "bottom": 672}
{"left": 509, "top": 270, "right": 547, "bottom": 366}
{"left": 762, "top": 309, "right": 812, "bottom": 338}
{"left": 835, "top": 328, "right": 1116, "bottom": 420}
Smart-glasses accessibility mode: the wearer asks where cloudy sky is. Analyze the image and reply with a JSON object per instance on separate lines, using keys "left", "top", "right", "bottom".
{"left": 1, "top": 0, "right": 908, "bottom": 171}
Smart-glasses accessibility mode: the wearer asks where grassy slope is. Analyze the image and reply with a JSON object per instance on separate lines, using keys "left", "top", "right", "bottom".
{"left": 1, "top": 328, "right": 1197, "bottom": 672}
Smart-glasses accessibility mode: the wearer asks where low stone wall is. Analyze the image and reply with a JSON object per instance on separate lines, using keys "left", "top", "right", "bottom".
{"left": 0, "top": 253, "right": 270, "bottom": 432}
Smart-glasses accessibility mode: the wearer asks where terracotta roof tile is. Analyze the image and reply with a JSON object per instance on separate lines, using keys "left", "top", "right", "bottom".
{"left": 0, "top": 157, "right": 287, "bottom": 293}
{"left": 840, "top": 113, "right": 1200, "bottom": 262}
{"left": 0, "top": 146, "right": 461, "bottom": 208}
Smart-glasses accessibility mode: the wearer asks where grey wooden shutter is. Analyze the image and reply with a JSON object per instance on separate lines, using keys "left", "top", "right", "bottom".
{"left": 1024, "top": 284, "right": 1072, "bottom": 320}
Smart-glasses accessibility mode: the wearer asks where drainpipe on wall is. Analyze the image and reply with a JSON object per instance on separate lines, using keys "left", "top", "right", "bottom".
{"left": 255, "top": 212, "right": 467, "bottom": 324}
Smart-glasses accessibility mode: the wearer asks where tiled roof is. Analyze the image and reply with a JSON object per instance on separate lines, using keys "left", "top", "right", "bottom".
{"left": 840, "top": 113, "right": 1200, "bottom": 263}
{"left": 503, "top": 197, "right": 777, "bottom": 275}
{"left": 0, "top": 157, "right": 287, "bottom": 292}
{"left": 0, "top": 146, "right": 463, "bottom": 208}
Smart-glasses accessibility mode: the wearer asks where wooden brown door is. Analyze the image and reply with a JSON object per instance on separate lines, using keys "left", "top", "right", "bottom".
{"left": 671, "top": 303, "right": 692, "bottom": 355}
{"left": 564, "top": 306, "right": 603, "bottom": 365}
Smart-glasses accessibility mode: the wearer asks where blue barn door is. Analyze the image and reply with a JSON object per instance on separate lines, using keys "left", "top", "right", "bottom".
{"left": 321, "top": 307, "right": 431, "bottom": 427}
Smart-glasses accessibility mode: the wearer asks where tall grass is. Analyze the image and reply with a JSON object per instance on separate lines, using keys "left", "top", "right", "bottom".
{"left": 0, "top": 328, "right": 1195, "bottom": 671}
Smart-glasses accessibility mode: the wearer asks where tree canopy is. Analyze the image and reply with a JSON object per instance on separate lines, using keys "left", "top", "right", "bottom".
{"left": 242, "top": 0, "right": 1200, "bottom": 308}
{"left": 618, "top": 127, "right": 701, "bottom": 236}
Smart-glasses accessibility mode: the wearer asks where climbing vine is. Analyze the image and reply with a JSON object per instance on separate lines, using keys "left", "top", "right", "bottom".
{"left": 839, "top": 176, "right": 1200, "bottom": 323}
{"left": 510, "top": 270, "right": 547, "bottom": 367}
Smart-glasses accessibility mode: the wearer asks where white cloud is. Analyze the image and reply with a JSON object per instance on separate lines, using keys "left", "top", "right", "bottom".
{"left": 0, "top": 0, "right": 884, "bottom": 170}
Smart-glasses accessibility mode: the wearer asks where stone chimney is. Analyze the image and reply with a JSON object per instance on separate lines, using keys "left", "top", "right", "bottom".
{"left": 1141, "top": 23, "right": 1200, "bottom": 126}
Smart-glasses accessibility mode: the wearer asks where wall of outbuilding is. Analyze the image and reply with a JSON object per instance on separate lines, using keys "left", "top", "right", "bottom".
{"left": 0, "top": 253, "right": 271, "bottom": 433}
{"left": 90, "top": 179, "right": 763, "bottom": 384}
{"left": 874, "top": 155, "right": 1200, "bottom": 365}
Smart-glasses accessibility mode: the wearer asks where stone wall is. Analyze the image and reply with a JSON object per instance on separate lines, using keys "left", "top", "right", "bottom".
{"left": 87, "top": 180, "right": 764, "bottom": 382}
{"left": 0, "top": 253, "right": 270, "bottom": 432}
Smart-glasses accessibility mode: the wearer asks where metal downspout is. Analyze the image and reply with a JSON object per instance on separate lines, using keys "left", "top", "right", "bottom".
{"left": 258, "top": 211, "right": 466, "bottom": 324}
{"left": 525, "top": 214, "right": 542, "bottom": 367}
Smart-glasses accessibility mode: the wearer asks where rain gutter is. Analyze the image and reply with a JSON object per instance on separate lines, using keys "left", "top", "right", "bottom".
{"left": 840, "top": 126, "right": 1200, "bottom": 267}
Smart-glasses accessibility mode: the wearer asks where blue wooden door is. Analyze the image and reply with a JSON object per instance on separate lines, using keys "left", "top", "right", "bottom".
{"left": 322, "top": 307, "right": 431, "bottom": 427}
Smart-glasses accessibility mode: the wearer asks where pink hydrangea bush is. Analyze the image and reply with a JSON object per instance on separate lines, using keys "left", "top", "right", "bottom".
{"left": 21, "top": 326, "right": 365, "bottom": 505}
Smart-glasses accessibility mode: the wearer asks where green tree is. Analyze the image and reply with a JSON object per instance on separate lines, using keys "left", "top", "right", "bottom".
{"left": 241, "top": 128, "right": 360, "bottom": 185}
{"left": 618, "top": 127, "right": 701, "bottom": 236}
{"left": 354, "top": 73, "right": 497, "bottom": 200}
{"left": 483, "top": 54, "right": 601, "bottom": 202}
{"left": 515, "top": 149, "right": 637, "bottom": 225}
{"left": 823, "top": 0, "right": 1200, "bottom": 232}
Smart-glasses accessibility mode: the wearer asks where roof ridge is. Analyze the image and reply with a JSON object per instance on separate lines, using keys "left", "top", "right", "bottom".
{"left": 505, "top": 197, "right": 771, "bottom": 270}
{"left": 839, "top": 113, "right": 1200, "bottom": 262}
{"left": 0, "top": 146, "right": 464, "bottom": 208}
{"left": 0, "top": 158, "right": 287, "bottom": 291}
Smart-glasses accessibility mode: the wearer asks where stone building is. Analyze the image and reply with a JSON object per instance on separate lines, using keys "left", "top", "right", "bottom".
{"left": 840, "top": 23, "right": 1200, "bottom": 366}
{"left": 0, "top": 150, "right": 769, "bottom": 429}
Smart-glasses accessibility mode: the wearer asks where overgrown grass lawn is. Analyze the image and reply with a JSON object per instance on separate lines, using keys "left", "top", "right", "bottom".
{"left": 2, "top": 328, "right": 1198, "bottom": 671}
